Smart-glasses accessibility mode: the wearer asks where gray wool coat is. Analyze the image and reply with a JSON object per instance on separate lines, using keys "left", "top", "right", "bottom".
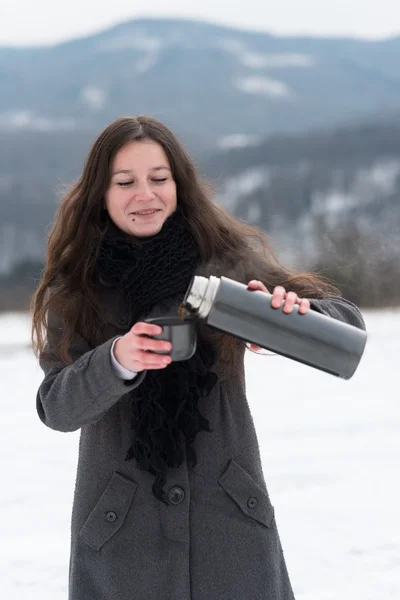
{"left": 36, "top": 258, "right": 366, "bottom": 600}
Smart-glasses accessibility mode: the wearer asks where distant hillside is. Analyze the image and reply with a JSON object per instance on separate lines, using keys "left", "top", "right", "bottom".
{"left": 1, "top": 12, "right": 400, "bottom": 306}
{"left": 1, "top": 17, "right": 400, "bottom": 141}
{"left": 1, "top": 115, "right": 400, "bottom": 307}
{"left": 204, "top": 119, "right": 400, "bottom": 256}
{"left": 200, "top": 119, "right": 400, "bottom": 306}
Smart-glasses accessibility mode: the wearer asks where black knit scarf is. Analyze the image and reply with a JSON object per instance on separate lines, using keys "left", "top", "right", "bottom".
{"left": 96, "top": 211, "right": 218, "bottom": 504}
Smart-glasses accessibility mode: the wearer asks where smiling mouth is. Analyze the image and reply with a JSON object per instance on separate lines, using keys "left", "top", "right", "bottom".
{"left": 131, "top": 209, "right": 161, "bottom": 216}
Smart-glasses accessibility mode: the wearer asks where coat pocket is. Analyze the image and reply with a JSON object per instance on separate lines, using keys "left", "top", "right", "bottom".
{"left": 79, "top": 472, "right": 138, "bottom": 551}
{"left": 218, "top": 459, "right": 275, "bottom": 528}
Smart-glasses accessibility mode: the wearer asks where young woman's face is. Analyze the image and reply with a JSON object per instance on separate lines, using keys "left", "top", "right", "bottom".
{"left": 105, "top": 140, "right": 177, "bottom": 237}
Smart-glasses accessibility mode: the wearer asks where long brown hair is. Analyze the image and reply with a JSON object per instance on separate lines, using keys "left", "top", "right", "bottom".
{"left": 31, "top": 115, "right": 340, "bottom": 366}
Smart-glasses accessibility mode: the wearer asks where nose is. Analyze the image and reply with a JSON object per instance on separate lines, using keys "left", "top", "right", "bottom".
{"left": 134, "top": 181, "right": 154, "bottom": 202}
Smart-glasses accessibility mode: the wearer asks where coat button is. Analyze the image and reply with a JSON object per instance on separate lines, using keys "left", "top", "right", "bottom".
{"left": 117, "top": 315, "right": 128, "bottom": 327}
{"left": 247, "top": 497, "right": 258, "bottom": 509}
{"left": 168, "top": 486, "right": 185, "bottom": 505}
{"left": 105, "top": 511, "right": 117, "bottom": 522}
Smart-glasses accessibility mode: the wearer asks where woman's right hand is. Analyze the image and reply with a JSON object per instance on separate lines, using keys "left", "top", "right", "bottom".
{"left": 113, "top": 322, "right": 172, "bottom": 372}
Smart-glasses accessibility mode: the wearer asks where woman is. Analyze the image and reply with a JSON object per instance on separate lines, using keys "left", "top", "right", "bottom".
{"left": 32, "top": 115, "right": 365, "bottom": 600}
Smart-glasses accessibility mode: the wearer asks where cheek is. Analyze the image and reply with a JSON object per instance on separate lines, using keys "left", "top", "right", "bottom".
{"left": 165, "top": 183, "right": 177, "bottom": 208}
{"left": 105, "top": 189, "right": 126, "bottom": 211}
{"left": 104, "top": 189, "right": 113, "bottom": 209}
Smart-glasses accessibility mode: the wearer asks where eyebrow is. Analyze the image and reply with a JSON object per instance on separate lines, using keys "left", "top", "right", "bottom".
{"left": 112, "top": 166, "right": 171, "bottom": 176}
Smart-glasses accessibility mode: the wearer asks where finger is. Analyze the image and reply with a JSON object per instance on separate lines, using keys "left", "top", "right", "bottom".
{"left": 131, "top": 322, "right": 164, "bottom": 337}
{"left": 247, "top": 343, "right": 276, "bottom": 356}
{"left": 298, "top": 298, "right": 311, "bottom": 315}
{"left": 247, "top": 280, "right": 270, "bottom": 294}
{"left": 283, "top": 291, "right": 298, "bottom": 314}
{"left": 138, "top": 361, "right": 171, "bottom": 370}
{"left": 248, "top": 343, "right": 263, "bottom": 352}
{"left": 271, "top": 286, "right": 286, "bottom": 309}
{"left": 133, "top": 350, "right": 172, "bottom": 367}
{"left": 134, "top": 336, "right": 172, "bottom": 353}
{"left": 133, "top": 362, "right": 170, "bottom": 371}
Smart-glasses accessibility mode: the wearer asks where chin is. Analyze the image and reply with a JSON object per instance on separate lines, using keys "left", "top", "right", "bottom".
{"left": 129, "top": 221, "right": 164, "bottom": 238}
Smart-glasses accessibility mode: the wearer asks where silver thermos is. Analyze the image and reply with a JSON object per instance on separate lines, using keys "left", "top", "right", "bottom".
{"left": 181, "top": 275, "right": 367, "bottom": 380}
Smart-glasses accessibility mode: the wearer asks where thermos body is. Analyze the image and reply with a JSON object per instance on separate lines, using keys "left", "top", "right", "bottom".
{"left": 182, "top": 276, "right": 367, "bottom": 380}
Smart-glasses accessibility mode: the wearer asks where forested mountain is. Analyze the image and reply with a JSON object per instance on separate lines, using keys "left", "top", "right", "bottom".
{"left": 1, "top": 18, "right": 400, "bottom": 308}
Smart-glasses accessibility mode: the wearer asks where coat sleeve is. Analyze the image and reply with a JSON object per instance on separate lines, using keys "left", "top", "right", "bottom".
{"left": 36, "top": 311, "right": 146, "bottom": 433}
{"left": 309, "top": 296, "right": 366, "bottom": 331}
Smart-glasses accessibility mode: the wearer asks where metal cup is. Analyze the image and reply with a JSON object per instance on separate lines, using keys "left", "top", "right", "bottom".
{"left": 145, "top": 316, "right": 197, "bottom": 362}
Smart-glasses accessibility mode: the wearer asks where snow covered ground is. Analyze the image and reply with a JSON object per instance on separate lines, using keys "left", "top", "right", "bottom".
{"left": 1, "top": 309, "right": 399, "bottom": 599}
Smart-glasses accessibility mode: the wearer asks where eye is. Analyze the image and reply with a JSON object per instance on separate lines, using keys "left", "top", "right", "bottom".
{"left": 117, "top": 178, "right": 167, "bottom": 187}
{"left": 117, "top": 181, "right": 133, "bottom": 187}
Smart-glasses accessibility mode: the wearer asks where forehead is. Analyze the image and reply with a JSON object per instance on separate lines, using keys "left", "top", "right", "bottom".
{"left": 112, "top": 140, "right": 170, "bottom": 169}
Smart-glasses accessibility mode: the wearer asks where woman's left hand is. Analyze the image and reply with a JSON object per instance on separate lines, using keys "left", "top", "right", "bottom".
{"left": 247, "top": 280, "right": 311, "bottom": 353}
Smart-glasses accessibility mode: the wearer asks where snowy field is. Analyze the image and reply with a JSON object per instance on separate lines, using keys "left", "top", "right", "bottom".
{"left": 1, "top": 309, "right": 399, "bottom": 599}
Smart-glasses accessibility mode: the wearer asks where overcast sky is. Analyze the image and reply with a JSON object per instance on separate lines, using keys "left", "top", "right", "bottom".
{"left": 2, "top": 0, "right": 400, "bottom": 46}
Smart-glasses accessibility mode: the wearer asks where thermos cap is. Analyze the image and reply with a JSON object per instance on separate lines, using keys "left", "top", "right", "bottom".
{"left": 183, "top": 275, "right": 220, "bottom": 318}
